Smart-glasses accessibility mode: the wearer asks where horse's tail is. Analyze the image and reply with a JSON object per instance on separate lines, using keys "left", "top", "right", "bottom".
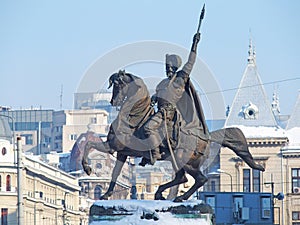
{"left": 210, "top": 127, "right": 265, "bottom": 171}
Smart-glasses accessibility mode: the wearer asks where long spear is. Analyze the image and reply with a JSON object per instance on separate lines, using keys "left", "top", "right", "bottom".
{"left": 196, "top": 4, "right": 205, "bottom": 34}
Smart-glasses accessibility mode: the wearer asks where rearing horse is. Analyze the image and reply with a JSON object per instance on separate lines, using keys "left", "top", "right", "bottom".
{"left": 81, "top": 70, "right": 264, "bottom": 202}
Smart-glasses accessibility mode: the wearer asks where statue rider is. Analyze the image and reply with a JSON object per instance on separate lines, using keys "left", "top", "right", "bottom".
{"left": 140, "top": 32, "right": 210, "bottom": 166}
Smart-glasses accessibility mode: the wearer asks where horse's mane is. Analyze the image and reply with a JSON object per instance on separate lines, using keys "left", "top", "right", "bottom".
{"left": 115, "top": 73, "right": 153, "bottom": 130}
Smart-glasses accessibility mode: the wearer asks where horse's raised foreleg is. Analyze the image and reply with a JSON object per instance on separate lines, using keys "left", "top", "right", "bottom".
{"left": 100, "top": 153, "right": 127, "bottom": 200}
{"left": 82, "top": 141, "right": 111, "bottom": 175}
{"left": 173, "top": 165, "right": 208, "bottom": 202}
{"left": 82, "top": 141, "right": 93, "bottom": 175}
{"left": 154, "top": 169, "right": 187, "bottom": 200}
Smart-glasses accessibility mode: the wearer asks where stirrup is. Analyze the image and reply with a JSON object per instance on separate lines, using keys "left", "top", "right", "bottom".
{"left": 139, "top": 158, "right": 151, "bottom": 167}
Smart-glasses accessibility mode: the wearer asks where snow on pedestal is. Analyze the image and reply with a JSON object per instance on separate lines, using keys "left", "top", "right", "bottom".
{"left": 89, "top": 199, "right": 214, "bottom": 225}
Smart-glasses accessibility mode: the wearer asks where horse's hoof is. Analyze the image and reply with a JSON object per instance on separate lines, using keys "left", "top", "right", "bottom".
{"left": 100, "top": 195, "right": 109, "bottom": 200}
{"left": 173, "top": 196, "right": 184, "bottom": 202}
{"left": 83, "top": 165, "right": 92, "bottom": 175}
{"left": 154, "top": 193, "right": 165, "bottom": 200}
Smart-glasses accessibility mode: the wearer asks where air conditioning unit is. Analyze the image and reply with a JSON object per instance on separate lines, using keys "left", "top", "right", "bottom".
{"left": 241, "top": 207, "right": 249, "bottom": 220}
{"left": 262, "top": 209, "right": 271, "bottom": 218}
{"left": 293, "top": 187, "right": 300, "bottom": 194}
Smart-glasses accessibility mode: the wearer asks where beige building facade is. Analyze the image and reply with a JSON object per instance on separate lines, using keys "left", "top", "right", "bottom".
{"left": 78, "top": 151, "right": 132, "bottom": 201}
{"left": 0, "top": 137, "right": 87, "bottom": 225}
{"left": 52, "top": 109, "right": 109, "bottom": 152}
{"left": 216, "top": 41, "right": 300, "bottom": 225}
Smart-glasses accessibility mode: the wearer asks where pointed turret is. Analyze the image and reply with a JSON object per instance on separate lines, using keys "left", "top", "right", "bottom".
{"left": 271, "top": 86, "right": 281, "bottom": 116}
{"left": 286, "top": 91, "right": 300, "bottom": 129}
{"left": 225, "top": 39, "right": 278, "bottom": 127}
{"left": 247, "top": 37, "right": 256, "bottom": 65}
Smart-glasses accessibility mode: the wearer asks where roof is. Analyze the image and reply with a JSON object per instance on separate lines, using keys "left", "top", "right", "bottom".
{"left": 286, "top": 91, "right": 300, "bottom": 129}
{"left": 225, "top": 40, "right": 277, "bottom": 127}
{"left": 231, "top": 125, "right": 287, "bottom": 139}
{"left": 0, "top": 116, "right": 12, "bottom": 141}
{"left": 284, "top": 127, "right": 300, "bottom": 148}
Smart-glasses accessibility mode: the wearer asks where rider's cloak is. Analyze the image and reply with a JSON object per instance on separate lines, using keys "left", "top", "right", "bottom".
{"left": 176, "top": 78, "right": 210, "bottom": 142}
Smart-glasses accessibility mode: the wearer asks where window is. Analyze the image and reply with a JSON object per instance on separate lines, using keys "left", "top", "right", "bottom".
{"left": 233, "top": 196, "right": 243, "bottom": 213}
{"left": 90, "top": 117, "right": 97, "bottom": 124}
{"left": 84, "top": 185, "right": 89, "bottom": 194}
{"left": 292, "top": 168, "right": 300, "bottom": 193}
{"left": 21, "top": 134, "right": 33, "bottom": 145}
{"left": 205, "top": 196, "right": 215, "bottom": 211}
{"left": 94, "top": 185, "right": 102, "bottom": 200}
{"left": 6, "top": 175, "right": 11, "bottom": 191}
{"left": 211, "top": 180, "right": 216, "bottom": 192}
{"left": 293, "top": 211, "right": 300, "bottom": 220}
{"left": 55, "top": 135, "right": 62, "bottom": 140}
{"left": 261, "top": 196, "right": 271, "bottom": 218}
{"left": 253, "top": 169, "right": 261, "bottom": 192}
{"left": 55, "top": 126, "right": 62, "bottom": 132}
{"left": 1, "top": 208, "right": 8, "bottom": 225}
{"left": 1, "top": 147, "right": 7, "bottom": 155}
{"left": 243, "top": 169, "right": 250, "bottom": 192}
{"left": 96, "top": 163, "right": 102, "bottom": 169}
{"left": 69, "top": 134, "right": 78, "bottom": 141}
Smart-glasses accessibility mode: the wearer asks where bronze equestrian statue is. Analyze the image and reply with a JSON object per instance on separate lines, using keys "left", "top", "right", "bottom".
{"left": 80, "top": 70, "right": 264, "bottom": 202}
{"left": 80, "top": 5, "right": 264, "bottom": 202}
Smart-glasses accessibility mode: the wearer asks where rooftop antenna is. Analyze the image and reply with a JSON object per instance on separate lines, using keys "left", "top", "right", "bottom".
{"left": 60, "top": 84, "right": 63, "bottom": 110}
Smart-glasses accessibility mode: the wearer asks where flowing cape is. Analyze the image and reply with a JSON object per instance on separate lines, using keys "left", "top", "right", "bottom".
{"left": 176, "top": 79, "right": 210, "bottom": 141}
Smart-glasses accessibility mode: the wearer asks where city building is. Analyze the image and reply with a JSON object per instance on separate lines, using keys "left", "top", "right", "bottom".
{"left": 199, "top": 192, "right": 274, "bottom": 225}
{"left": 73, "top": 91, "right": 118, "bottom": 123}
{"left": 281, "top": 91, "right": 300, "bottom": 225}
{"left": 77, "top": 151, "right": 132, "bottom": 201}
{"left": 52, "top": 109, "right": 109, "bottom": 152}
{"left": 0, "top": 107, "right": 54, "bottom": 154}
{"left": 206, "top": 39, "right": 300, "bottom": 225}
{"left": 0, "top": 116, "right": 87, "bottom": 225}
{"left": 135, "top": 163, "right": 172, "bottom": 200}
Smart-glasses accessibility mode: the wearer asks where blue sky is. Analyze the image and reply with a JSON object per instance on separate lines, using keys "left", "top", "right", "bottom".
{"left": 0, "top": 0, "right": 299, "bottom": 116}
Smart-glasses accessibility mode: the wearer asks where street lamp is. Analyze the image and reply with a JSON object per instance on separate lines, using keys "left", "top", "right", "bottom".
{"left": 62, "top": 191, "right": 70, "bottom": 225}
{"left": 217, "top": 169, "right": 233, "bottom": 192}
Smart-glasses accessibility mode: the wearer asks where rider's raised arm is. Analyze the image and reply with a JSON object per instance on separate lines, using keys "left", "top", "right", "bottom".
{"left": 181, "top": 33, "right": 201, "bottom": 77}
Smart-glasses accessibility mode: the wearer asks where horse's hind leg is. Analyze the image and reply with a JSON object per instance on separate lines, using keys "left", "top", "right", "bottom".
{"left": 173, "top": 165, "right": 208, "bottom": 202}
{"left": 154, "top": 169, "right": 187, "bottom": 200}
{"left": 100, "top": 153, "right": 127, "bottom": 200}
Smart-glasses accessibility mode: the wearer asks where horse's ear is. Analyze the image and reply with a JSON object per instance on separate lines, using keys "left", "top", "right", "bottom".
{"left": 108, "top": 73, "right": 118, "bottom": 89}
{"left": 118, "top": 70, "right": 126, "bottom": 83}
{"left": 108, "top": 78, "right": 113, "bottom": 89}
{"left": 118, "top": 70, "right": 125, "bottom": 76}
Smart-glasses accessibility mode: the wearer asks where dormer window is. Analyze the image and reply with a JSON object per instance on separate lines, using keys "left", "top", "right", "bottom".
{"left": 241, "top": 102, "right": 259, "bottom": 120}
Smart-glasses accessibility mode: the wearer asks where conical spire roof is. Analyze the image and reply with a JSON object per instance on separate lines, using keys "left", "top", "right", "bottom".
{"left": 286, "top": 91, "right": 300, "bottom": 130}
{"left": 225, "top": 39, "right": 277, "bottom": 127}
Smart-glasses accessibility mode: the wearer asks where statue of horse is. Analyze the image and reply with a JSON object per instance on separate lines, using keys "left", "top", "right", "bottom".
{"left": 81, "top": 70, "right": 264, "bottom": 202}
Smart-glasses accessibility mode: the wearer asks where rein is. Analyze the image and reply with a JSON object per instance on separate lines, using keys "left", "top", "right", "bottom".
{"left": 162, "top": 108, "right": 179, "bottom": 171}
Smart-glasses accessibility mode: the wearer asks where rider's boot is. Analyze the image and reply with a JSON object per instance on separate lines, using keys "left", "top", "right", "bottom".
{"left": 150, "top": 147, "right": 162, "bottom": 165}
{"left": 139, "top": 157, "right": 150, "bottom": 167}
{"left": 104, "top": 141, "right": 115, "bottom": 154}
{"left": 139, "top": 148, "right": 162, "bottom": 167}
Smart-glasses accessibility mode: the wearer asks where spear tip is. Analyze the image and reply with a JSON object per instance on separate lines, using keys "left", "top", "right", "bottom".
{"left": 200, "top": 3, "right": 205, "bottom": 19}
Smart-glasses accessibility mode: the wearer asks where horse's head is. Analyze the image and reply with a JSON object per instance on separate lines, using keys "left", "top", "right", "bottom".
{"left": 108, "top": 70, "right": 132, "bottom": 107}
